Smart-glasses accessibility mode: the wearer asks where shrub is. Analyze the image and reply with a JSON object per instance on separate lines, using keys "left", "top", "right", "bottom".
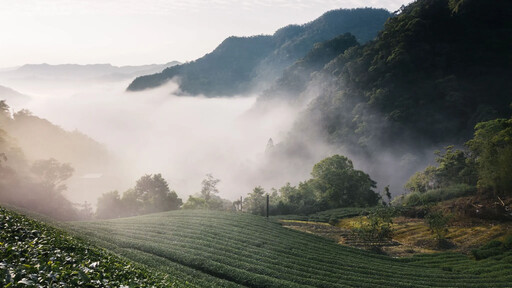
{"left": 403, "top": 184, "right": 476, "bottom": 206}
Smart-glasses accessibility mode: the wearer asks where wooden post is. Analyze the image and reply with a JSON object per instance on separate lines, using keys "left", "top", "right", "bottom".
{"left": 240, "top": 196, "right": 243, "bottom": 212}
{"left": 266, "top": 194, "right": 269, "bottom": 218}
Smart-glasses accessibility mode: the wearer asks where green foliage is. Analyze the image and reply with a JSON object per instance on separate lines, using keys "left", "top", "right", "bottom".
{"left": 269, "top": 181, "right": 320, "bottom": 215}
{"left": 434, "top": 146, "right": 477, "bottom": 187}
{"left": 403, "top": 116, "right": 512, "bottom": 204}
{"left": 182, "top": 195, "right": 207, "bottom": 210}
{"left": 403, "top": 145, "right": 478, "bottom": 206}
{"left": 182, "top": 174, "right": 232, "bottom": 211}
{"left": 262, "top": 155, "right": 380, "bottom": 217}
{"left": 71, "top": 209, "right": 512, "bottom": 287}
{"left": 405, "top": 146, "right": 477, "bottom": 193}
{"left": 135, "top": 174, "right": 182, "bottom": 214}
{"left": 467, "top": 117, "right": 512, "bottom": 196}
{"left": 96, "top": 174, "right": 182, "bottom": 218}
{"left": 244, "top": 186, "right": 266, "bottom": 216}
{"left": 471, "top": 234, "right": 512, "bottom": 260}
{"left": 402, "top": 184, "right": 477, "bottom": 206}
{"left": 425, "top": 210, "right": 452, "bottom": 240}
{"left": 291, "top": 0, "right": 512, "bottom": 158}
{"left": 259, "top": 33, "right": 359, "bottom": 102}
{"left": 384, "top": 185, "right": 392, "bottom": 205}
{"left": 311, "top": 155, "right": 380, "bottom": 208}
{"left": 353, "top": 208, "right": 395, "bottom": 244}
{"left": 0, "top": 207, "right": 186, "bottom": 287}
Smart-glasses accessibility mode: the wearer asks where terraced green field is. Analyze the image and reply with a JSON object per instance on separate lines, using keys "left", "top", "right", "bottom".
{"left": 70, "top": 210, "right": 512, "bottom": 287}
{"left": 0, "top": 207, "right": 187, "bottom": 287}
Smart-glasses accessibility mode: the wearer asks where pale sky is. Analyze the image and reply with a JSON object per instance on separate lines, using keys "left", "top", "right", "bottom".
{"left": 0, "top": 0, "right": 412, "bottom": 67}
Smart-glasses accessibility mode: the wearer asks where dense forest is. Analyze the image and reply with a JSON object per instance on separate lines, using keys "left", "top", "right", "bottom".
{"left": 288, "top": 0, "right": 512, "bottom": 150}
{"left": 257, "top": 0, "right": 512, "bottom": 195}
{"left": 127, "top": 8, "right": 391, "bottom": 96}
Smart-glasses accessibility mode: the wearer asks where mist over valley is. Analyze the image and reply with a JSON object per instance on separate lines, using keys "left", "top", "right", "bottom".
{"left": 1, "top": 1, "right": 511, "bottom": 287}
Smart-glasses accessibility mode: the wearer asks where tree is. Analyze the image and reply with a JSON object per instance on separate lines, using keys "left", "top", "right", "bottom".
{"left": 384, "top": 185, "right": 392, "bottom": 205}
{"left": 353, "top": 208, "right": 395, "bottom": 246}
{"left": 200, "top": 174, "right": 220, "bottom": 203}
{"left": 96, "top": 191, "right": 124, "bottom": 219}
{"left": 133, "top": 174, "right": 182, "bottom": 214}
{"left": 425, "top": 209, "right": 452, "bottom": 247}
{"left": 182, "top": 195, "right": 207, "bottom": 210}
{"left": 244, "top": 186, "right": 266, "bottom": 216}
{"left": 434, "top": 146, "right": 477, "bottom": 187}
{"left": 404, "top": 146, "right": 477, "bottom": 196}
{"left": 404, "top": 166, "right": 438, "bottom": 193}
{"left": 120, "top": 188, "right": 141, "bottom": 216}
{"left": 311, "top": 155, "right": 380, "bottom": 208}
{"left": 0, "top": 100, "right": 10, "bottom": 119}
{"left": 466, "top": 117, "right": 512, "bottom": 196}
{"left": 30, "top": 158, "right": 74, "bottom": 192}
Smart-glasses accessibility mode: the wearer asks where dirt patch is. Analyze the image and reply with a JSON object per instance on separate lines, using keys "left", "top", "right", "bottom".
{"left": 281, "top": 216, "right": 512, "bottom": 257}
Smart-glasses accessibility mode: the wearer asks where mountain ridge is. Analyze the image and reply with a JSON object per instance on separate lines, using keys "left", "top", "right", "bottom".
{"left": 127, "top": 8, "right": 391, "bottom": 96}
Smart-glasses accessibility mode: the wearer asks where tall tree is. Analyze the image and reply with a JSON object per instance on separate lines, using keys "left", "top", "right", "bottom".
{"left": 30, "top": 158, "right": 74, "bottom": 192}
{"left": 200, "top": 173, "right": 220, "bottom": 203}
{"left": 311, "top": 155, "right": 379, "bottom": 208}
{"left": 133, "top": 174, "right": 182, "bottom": 214}
{"left": 244, "top": 186, "right": 266, "bottom": 216}
{"left": 467, "top": 117, "right": 512, "bottom": 196}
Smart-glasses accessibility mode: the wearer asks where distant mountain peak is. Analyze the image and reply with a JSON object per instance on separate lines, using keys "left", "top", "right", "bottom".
{"left": 127, "top": 8, "right": 391, "bottom": 96}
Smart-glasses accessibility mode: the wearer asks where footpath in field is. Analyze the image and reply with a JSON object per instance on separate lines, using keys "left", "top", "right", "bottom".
{"left": 70, "top": 210, "right": 512, "bottom": 288}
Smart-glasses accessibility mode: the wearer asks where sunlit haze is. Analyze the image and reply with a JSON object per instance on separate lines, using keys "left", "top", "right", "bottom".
{"left": 1, "top": 0, "right": 411, "bottom": 67}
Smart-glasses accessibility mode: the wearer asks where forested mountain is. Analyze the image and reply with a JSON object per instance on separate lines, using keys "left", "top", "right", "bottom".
{"left": 278, "top": 0, "right": 512, "bottom": 151}
{"left": 127, "top": 8, "right": 391, "bottom": 96}
{"left": 257, "top": 33, "right": 359, "bottom": 105}
{"left": 258, "top": 0, "right": 512, "bottom": 195}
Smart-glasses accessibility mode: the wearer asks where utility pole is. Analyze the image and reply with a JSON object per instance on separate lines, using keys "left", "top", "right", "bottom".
{"left": 266, "top": 194, "right": 269, "bottom": 218}
{"left": 240, "top": 196, "right": 243, "bottom": 212}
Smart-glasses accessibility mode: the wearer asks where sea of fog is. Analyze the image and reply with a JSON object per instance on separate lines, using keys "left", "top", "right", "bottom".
{"left": 1, "top": 77, "right": 302, "bottom": 205}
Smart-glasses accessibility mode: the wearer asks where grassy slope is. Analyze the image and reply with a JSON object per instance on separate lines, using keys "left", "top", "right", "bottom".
{"left": 0, "top": 206, "right": 188, "bottom": 287}
{"left": 69, "top": 210, "right": 511, "bottom": 288}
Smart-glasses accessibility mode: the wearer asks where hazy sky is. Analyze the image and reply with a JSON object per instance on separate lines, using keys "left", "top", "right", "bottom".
{"left": 0, "top": 0, "right": 412, "bottom": 67}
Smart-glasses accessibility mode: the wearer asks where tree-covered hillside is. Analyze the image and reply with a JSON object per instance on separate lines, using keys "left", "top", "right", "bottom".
{"left": 303, "top": 0, "right": 512, "bottom": 150}
{"left": 257, "top": 33, "right": 359, "bottom": 104}
{"left": 127, "top": 8, "right": 391, "bottom": 96}
{"left": 257, "top": 0, "right": 512, "bottom": 196}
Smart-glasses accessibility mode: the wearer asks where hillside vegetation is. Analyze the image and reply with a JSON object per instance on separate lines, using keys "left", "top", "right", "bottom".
{"left": 70, "top": 209, "right": 512, "bottom": 287}
{"left": 127, "top": 8, "right": 390, "bottom": 96}
{"left": 0, "top": 100, "right": 117, "bottom": 220}
{"left": 261, "top": 0, "right": 512, "bottom": 197}
{"left": 295, "top": 0, "right": 512, "bottom": 150}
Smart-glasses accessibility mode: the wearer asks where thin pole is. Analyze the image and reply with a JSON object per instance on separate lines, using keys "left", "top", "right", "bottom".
{"left": 266, "top": 194, "right": 269, "bottom": 218}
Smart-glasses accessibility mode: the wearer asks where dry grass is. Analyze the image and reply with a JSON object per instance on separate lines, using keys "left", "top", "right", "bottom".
{"left": 282, "top": 215, "right": 512, "bottom": 257}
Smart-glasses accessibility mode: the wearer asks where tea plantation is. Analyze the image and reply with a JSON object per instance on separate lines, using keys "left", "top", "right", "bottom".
{"left": 0, "top": 207, "right": 189, "bottom": 287}
{"left": 70, "top": 210, "right": 512, "bottom": 287}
